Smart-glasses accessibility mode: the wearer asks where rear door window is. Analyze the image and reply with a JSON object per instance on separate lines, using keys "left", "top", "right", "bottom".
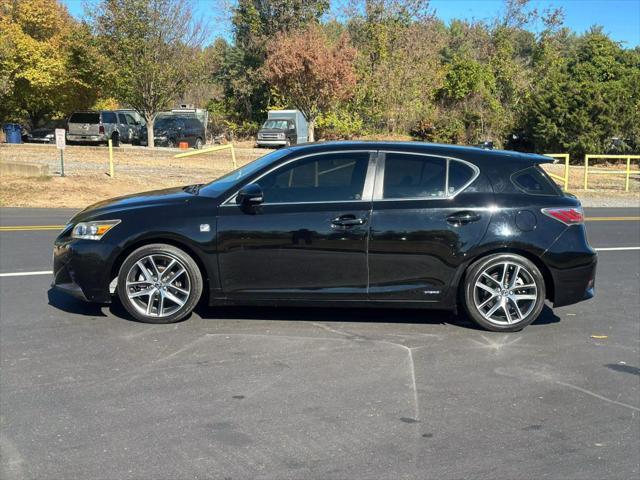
{"left": 69, "top": 112, "right": 99, "bottom": 124}
{"left": 383, "top": 153, "right": 446, "bottom": 199}
{"left": 117, "top": 113, "right": 128, "bottom": 124}
{"left": 512, "top": 166, "right": 559, "bottom": 195}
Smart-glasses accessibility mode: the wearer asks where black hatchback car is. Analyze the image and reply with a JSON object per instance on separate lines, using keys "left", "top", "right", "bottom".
{"left": 52, "top": 142, "right": 596, "bottom": 331}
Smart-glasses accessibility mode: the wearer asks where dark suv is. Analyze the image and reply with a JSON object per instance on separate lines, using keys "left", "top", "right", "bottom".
{"left": 140, "top": 116, "right": 205, "bottom": 148}
{"left": 52, "top": 142, "right": 596, "bottom": 331}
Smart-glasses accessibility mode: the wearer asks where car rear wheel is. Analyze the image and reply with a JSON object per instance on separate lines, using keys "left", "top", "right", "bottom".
{"left": 463, "top": 253, "right": 545, "bottom": 332}
{"left": 117, "top": 244, "right": 203, "bottom": 323}
{"left": 194, "top": 137, "right": 203, "bottom": 149}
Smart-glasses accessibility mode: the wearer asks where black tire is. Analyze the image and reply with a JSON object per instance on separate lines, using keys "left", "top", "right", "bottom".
{"left": 111, "top": 132, "right": 120, "bottom": 147}
{"left": 117, "top": 244, "right": 203, "bottom": 323}
{"left": 167, "top": 138, "right": 176, "bottom": 148}
{"left": 462, "top": 253, "right": 546, "bottom": 332}
{"left": 194, "top": 137, "right": 203, "bottom": 149}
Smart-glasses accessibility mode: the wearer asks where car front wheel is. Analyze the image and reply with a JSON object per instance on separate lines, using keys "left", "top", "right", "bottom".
{"left": 117, "top": 244, "right": 203, "bottom": 323}
{"left": 463, "top": 253, "right": 546, "bottom": 332}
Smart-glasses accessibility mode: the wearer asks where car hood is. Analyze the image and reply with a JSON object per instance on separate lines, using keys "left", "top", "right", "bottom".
{"left": 72, "top": 186, "right": 196, "bottom": 222}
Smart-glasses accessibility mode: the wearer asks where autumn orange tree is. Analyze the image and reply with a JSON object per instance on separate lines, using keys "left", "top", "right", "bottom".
{"left": 263, "top": 24, "right": 357, "bottom": 142}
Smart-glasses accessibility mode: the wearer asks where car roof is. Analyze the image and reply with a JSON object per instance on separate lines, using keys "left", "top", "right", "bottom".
{"left": 285, "top": 141, "right": 553, "bottom": 164}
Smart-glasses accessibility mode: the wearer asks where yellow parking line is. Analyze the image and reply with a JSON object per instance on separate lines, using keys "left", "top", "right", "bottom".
{"left": 585, "top": 217, "right": 640, "bottom": 222}
{"left": 0, "top": 225, "right": 65, "bottom": 232}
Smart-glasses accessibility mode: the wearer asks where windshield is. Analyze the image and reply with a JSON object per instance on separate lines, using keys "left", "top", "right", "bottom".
{"left": 200, "top": 149, "right": 290, "bottom": 197}
{"left": 262, "top": 119, "right": 290, "bottom": 130}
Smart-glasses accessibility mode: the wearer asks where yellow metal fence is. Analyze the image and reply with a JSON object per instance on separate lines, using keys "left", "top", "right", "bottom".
{"left": 174, "top": 143, "right": 237, "bottom": 168}
{"left": 583, "top": 154, "right": 640, "bottom": 192}
{"left": 543, "top": 153, "right": 570, "bottom": 191}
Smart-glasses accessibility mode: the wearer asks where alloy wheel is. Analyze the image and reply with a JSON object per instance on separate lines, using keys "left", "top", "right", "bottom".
{"left": 125, "top": 254, "right": 191, "bottom": 318}
{"left": 473, "top": 261, "right": 538, "bottom": 326}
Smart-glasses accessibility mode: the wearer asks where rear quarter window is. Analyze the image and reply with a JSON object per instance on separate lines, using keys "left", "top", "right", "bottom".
{"left": 102, "top": 112, "right": 117, "bottom": 123}
{"left": 511, "top": 166, "right": 559, "bottom": 195}
{"left": 448, "top": 160, "right": 477, "bottom": 195}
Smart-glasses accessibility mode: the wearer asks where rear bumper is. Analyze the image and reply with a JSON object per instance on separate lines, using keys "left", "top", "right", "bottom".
{"left": 542, "top": 224, "right": 597, "bottom": 308}
{"left": 67, "top": 134, "right": 105, "bottom": 143}
{"left": 548, "top": 259, "right": 597, "bottom": 307}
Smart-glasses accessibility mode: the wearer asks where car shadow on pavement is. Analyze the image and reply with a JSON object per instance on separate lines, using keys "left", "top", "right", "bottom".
{"left": 47, "top": 288, "right": 561, "bottom": 330}
{"left": 192, "top": 303, "right": 560, "bottom": 331}
{"left": 47, "top": 288, "right": 107, "bottom": 317}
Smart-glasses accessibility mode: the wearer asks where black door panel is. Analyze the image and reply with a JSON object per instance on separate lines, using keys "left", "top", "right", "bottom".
{"left": 217, "top": 203, "right": 370, "bottom": 298}
{"left": 216, "top": 151, "right": 374, "bottom": 299}
{"left": 368, "top": 149, "right": 491, "bottom": 302}
{"left": 369, "top": 197, "right": 491, "bottom": 301}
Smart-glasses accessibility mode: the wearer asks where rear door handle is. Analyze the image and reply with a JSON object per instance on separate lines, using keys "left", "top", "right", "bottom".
{"left": 331, "top": 215, "right": 367, "bottom": 228}
{"left": 447, "top": 211, "right": 481, "bottom": 226}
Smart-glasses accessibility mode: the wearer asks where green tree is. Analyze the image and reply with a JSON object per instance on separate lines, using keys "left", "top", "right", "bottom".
{"left": 0, "top": 0, "right": 106, "bottom": 126}
{"left": 523, "top": 28, "right": 639, "bottom": 157}
{"left": 92, "top": 0, "right": 207, "bottom": 147}
{"left": 217, "top": 0, "right": 330, "bottom": 124}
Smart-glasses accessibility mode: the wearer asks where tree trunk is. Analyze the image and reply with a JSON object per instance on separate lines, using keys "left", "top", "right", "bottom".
{"left": 308, "top": 119, "right": 315, "bottom": 143}
{"left": 145, "top": 116, "right": 155, "bottom": 148}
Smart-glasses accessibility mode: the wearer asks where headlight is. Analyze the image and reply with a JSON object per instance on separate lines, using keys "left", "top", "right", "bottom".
{"left": 72, "top": 220, "right": 121, "bottom": 240}
{"left": 277, "top": 133, "right": 285, "bottom": 139}
{"left": 45, "top": 133, "right": 54, "bottom": 139}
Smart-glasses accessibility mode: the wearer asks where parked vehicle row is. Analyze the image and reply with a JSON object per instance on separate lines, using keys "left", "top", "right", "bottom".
{"left": 17, "top": 110, "right": 205, "bottom": 149}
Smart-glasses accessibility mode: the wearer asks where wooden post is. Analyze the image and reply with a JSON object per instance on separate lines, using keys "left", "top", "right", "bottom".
{"left": 625, "top": 157, "right": 631, "bottom": 192}
{"left": 563, "top": 154, "right": 569, "bottom": 191}
{"left": 108, "top": 139, "right": 114, "bottom": 177}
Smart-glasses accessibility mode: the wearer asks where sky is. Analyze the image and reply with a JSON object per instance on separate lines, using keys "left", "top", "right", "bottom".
{"left": 62, "top": 0, "right": 640, "bottom": 47}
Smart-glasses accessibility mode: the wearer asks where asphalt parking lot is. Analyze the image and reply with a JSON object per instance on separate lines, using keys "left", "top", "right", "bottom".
{"left": 1, "top": 207, "right": 639, "bottom": 480}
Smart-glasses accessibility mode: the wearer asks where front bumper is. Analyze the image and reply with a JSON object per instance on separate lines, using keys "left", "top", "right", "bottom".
{"left": 52, "top": 238, "right": 114, "bottom": 303}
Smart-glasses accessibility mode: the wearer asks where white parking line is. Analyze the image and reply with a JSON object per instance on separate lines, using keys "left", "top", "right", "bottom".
{"left": 0, "top": 271, "right": 52, "bottom": 277}
{"left": 594, "top": 247, "right": 640, "bottom": 251}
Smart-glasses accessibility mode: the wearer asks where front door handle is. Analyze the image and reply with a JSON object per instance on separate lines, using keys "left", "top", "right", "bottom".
{"left": 331, "top": 215, "right": 367, "bottom": 228}
{"left": 447, "top": 211, "right": 481, "bottom": 226}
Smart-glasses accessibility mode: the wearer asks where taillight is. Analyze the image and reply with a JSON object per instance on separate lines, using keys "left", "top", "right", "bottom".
{"left": 541, "top": 207, "right": 584, "bottom": 225}
{"left": 99, "top": 124, "right": 105, "bottom": 134}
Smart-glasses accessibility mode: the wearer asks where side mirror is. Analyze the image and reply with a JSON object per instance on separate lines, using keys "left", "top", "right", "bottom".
{"left": 236, "top": 183, "right": 263, "bottom": 209}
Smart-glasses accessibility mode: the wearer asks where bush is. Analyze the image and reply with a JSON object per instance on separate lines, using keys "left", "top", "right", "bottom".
{"left": 315, "top": 109, "right": 365, "bottom": 140}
